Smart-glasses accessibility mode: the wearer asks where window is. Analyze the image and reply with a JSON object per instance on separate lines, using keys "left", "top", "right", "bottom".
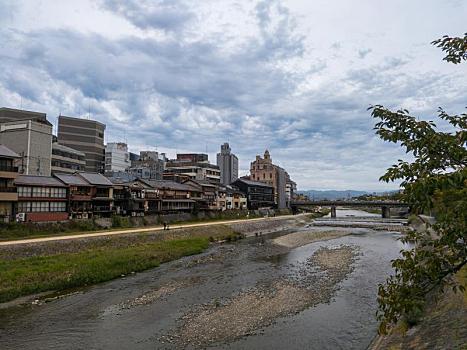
{"left": 40, "top": 202, "right": 49, "bottom": 212}
{"left": 50, "top": 202, "right": 66, "bottom": 212}
{"left": 18, "top": 202, "right": 31, "bottom": 212}
{"left": 50, "top": 188, "right": 66, "bottom": 198}
{"left": 18, "top": 186, "right": 31, "bottom": 197}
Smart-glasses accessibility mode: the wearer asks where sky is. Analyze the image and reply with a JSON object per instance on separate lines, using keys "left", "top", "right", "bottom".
{"left": 0, "top": 0, "right": 466, "bottom": 191}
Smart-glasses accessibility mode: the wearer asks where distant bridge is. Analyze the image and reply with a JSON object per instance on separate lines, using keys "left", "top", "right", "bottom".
{"left": 290, "top": 200, "right": 409, "bottom": 218}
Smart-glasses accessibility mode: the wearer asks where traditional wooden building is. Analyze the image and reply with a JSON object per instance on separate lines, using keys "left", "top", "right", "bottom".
{"left": 54, "top": 173, "right": 93, "bottom": 219}
{"left": 15, "top": 175, "right": 68, "bottom": 222}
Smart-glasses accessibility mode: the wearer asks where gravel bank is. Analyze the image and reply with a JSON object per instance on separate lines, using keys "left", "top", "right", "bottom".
{"left": 162, "top": 245, "right": 359, "bottom": 348}
{"left": 272, "top": 229, "right": 350, "bottom": 248}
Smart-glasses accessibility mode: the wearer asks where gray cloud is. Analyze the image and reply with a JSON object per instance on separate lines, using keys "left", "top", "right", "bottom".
{"left": 100, "top": 0, "right": 195, "bottom": 32}
{"left": 0, "top": 0, "right": 465, "bottom": 190}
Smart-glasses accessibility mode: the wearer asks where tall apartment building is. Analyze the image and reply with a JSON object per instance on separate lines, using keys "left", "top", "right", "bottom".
{"left": 249, "top": 150, "right": 290, "bottom": 209}
{"left": 165, "top": 153, "right": 220, "bottom": 184}
{"left": 51, "top": 142, "right": 86, "bottom": 174}
{"left": 57, "top": 115, "right": 106, "bottom": 173}
{"left": 216, "top": 143, "right": 238, "bottom": 185}
{"left": 105, "top": 142, "right": 130, "bottom": 173}
{"left": 0, "top": 119, "right": 53, "bottom": 176}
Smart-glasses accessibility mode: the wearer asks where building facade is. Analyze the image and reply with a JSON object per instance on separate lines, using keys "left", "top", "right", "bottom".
{"left": 51, "top": 142, "right": 86, "bottom": 174}
{"left": 0, "top": 145, "right": 20, "bottom": 222}
{"left": 231, "top": 178, "right": 274, "bottom": 210}
{"left": 216, "top": 142, "right": 238, "bottom": 185}
{"left": 0, "top": 119, "right": 53, "bottom": 176}
{"left": 105, "top": 142, "right": 130, "bottom": 173}
{"left": 249, "top": 150, "right": 291, "bottom": 209}
{"left": 165, "top": 153, "right": 220, "bottom": 184}
{"left": 129, "top": 151, "right": 166, "bottom": 180}
{"left": 0, "top": 107, "right": 48, "bottom": 124}
{"left": 57, "top": 115, "right": 106, "bottom": 173}
{"left": 15, "top": 175, "right": 68, "bottom": 222}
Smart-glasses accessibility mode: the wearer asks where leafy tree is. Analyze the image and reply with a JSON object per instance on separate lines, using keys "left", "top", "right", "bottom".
{"left": 369, "top": 33, "right": 467, "bottom": 334}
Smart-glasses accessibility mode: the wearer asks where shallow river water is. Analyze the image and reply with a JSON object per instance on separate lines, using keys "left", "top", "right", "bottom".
{"left": 0, "top": 209, "right": 406, "bottom": 350}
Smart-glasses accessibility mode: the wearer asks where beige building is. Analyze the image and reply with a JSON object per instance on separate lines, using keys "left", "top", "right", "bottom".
{"left": 250, "top": 150, "right": 288, "bottom": 209}
{"left": 58, "top": 115, "right": 106, "bottom": 173}
{"left": 0, "top": 119, "right": 53, "bottom": 176}
{"left": 51, "top": 142, "right": 86, "bottom": 174}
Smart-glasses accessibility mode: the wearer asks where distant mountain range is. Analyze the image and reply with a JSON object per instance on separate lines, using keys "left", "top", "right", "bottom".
{"left": 297, "top": 190, "right": 397, "bottom": 200}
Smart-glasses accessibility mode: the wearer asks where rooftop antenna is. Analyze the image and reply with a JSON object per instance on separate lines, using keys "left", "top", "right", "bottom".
{"left": 88, "top": 103, "right": 91, "bottom": 120}
{"left": 20, "top": 96, "right": 23, "bottom": 110}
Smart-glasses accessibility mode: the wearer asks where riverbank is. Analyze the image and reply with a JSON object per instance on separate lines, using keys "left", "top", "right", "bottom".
{"left": 370, "top": 215, "right": 467, "bottom": 350}
{"left": 0, "top": 224, "right": 245, "bottom": 304}
{"left": 0, "top": 209, "right": 290, "bottom": 241}
{"left": 371, "top": 266, "right": 467, "bottom": 350}
{"left": 0, "top": 214, "right": 313, "bottom": 304}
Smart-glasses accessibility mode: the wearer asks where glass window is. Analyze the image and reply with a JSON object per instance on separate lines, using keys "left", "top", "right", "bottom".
{"left": 41, "top": 202, "right": 49, "bottom": 212}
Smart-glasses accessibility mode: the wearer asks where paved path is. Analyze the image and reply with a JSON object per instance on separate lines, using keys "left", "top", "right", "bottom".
{"left": 0, "top": 214, "right": 302, "bottom": 246}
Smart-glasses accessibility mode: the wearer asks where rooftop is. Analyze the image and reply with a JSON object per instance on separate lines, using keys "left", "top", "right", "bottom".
{"left": 15, "top": 175, "right": 66, "bottom": 187}
{"left": 54, "top": 173, "right": 91, "bottom": 186}
{"left": 78, "top": 172, "right": 113, "bottom": 186}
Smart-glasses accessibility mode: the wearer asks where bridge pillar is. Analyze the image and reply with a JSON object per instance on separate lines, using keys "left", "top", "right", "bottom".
{"left": 331, "top": 205, "right": 337, "bottom": 218}
{"left": 382, "top": 206, "right": 390, "bottom": 218}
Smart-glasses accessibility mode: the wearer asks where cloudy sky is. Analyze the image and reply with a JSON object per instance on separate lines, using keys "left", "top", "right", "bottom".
{"left": 1, "top": 0, "right": 466, "bottom": 191}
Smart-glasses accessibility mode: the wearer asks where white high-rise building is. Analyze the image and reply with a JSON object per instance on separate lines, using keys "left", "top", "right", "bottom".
{"left": 216, "top": 143, "right": 238, "bottom": 185}
{"left": 105, "top": 142, "right": 130, "bottom": 173}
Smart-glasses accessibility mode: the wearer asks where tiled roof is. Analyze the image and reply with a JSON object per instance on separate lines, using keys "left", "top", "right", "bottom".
{"left": 79, "top": 172, "right": 114, "bottom": 186}
{"left": 144, "top": 180, "right": 193, "bottom": 191}
{"left": 15, "top": 175, "right": 66, "bottom": 187}
{"left": 0, "top": 144, "right": 20, "bottom": 158}
{"left": 54, "top": 173, "right": 91, "bottom": 186}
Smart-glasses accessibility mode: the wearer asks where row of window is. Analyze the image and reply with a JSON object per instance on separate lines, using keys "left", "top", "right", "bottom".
{"left": 18, "top": 201, "right": 67, "bottom": 213}
{"left": 251, "top": 173, "right": 273, "bottom": 180}
{"left": 17, "top": 186, "right": 67, "bottom": 198}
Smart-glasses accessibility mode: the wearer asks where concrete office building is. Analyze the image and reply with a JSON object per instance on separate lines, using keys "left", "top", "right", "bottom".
{"left": 0, "top": 119, "right": 53, "bottom": 176}
{"left": 105, "top": 142, "right": 130, "bottom": 173}
{"left": 57, "top": 115, "right": 106, "bottom": 173}
{"left": 165, "top": 153, "right": 220, "bottom": 184}
{"left": 129, "top": 151, "right": 166, "bottom": 180}
{"left": 216, "top": 143, "right": 238, "bottom": 185}
{"left": 0, "top": 107, "right": 48, "bottom": 124}
{"left": 51, "top": 142, "right": 86, "bottom": 174}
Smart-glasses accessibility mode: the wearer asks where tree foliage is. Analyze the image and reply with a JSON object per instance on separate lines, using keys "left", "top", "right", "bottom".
{"left": 370, "top": 34, "right": 467, "bottom": 334}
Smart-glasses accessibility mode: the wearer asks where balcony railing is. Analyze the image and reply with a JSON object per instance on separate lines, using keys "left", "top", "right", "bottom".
{"left": 93, "top": 206, "right": 112, "bottom": 212}
{"left": 0, "top": 165, "right": 18, "bottom": 172}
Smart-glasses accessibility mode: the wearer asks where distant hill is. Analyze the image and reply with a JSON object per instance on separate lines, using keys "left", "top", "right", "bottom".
{"left": 297, "top": 190, "right": 396, "bottom": 200}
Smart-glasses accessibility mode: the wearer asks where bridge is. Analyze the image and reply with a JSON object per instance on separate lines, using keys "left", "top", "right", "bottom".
{"left": 290, "top": 200, "right": 409, "bottom": 218}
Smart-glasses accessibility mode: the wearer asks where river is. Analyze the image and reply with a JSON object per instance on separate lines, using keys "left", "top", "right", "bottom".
{"left": 0, "top": 209, "right": 407, "bottom": 349}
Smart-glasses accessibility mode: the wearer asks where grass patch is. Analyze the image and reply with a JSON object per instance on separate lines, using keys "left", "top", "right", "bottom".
{"left": 0, "top": 238, "right": 209, "bottom": 303}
